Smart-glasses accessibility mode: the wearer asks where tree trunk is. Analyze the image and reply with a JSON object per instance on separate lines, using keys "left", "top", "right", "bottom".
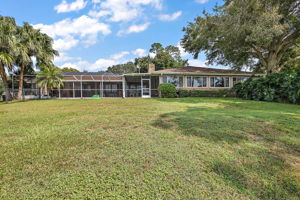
{"left": 17, "top": 64, "right": 25, "bottom": 100}
{"left": 266, "top": 52, "right": 280, "bottom": 74}
{"left": 44, "top": 86, "right": 48, "bottom": 96}
{"left": 0, "top": 63, "right": 12, "bottom": 101}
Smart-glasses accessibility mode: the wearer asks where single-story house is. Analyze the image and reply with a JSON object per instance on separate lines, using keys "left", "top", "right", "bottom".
{"left": 11, "top": 65, "right": 264, "bottom": 99}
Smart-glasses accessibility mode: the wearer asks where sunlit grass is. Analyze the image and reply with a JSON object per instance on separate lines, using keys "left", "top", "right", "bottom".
{"left": 0, "top": 98, "right": 299, "bottom": 199}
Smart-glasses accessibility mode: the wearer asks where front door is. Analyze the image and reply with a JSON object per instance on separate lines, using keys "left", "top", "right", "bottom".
{"left": 141, "top": 79, "right": 151, "bottom": 98}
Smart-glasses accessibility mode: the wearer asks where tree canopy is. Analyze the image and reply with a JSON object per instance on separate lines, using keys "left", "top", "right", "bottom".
{"left": 106, "top": 62, "right": 137, "bottom": 74}
{"left": 0, "top": 15, "right": 58, "bottom": 101}
{"left": 181, "top": 0, "right": 300, "bottom": 73}
{"left": 36, "top": 65, "right": 64, "bottom": 96}
{"left": 135, "top": 43, "right": 188, "bottom": 73}
{"left": 61, "top": 67, "right": 80, "bottom": 73}
{"left": 0, "top": 16, "right": 17, "bottom": 100}
{"left": 149, "top": 43, "right": 188, "bottom": 71}
{"left": 106, "top": 43, "right": 188, "bottom": 74}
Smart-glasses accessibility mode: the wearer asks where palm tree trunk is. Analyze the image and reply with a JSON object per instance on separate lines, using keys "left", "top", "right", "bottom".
{"left": 0, "top": 63, "right": 12, "bottom": 101}
{"left": 17, "top": 64, "right": 25, "bottom": 100}
{"left": 45, "top": 86, "right": 48, "bottom": 96}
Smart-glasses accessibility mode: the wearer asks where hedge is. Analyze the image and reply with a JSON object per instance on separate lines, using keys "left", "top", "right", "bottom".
{"left": 178, "top": 89, "right": 234, "bottom": 98}
{"left": 233, "top": 70, "right": 300, "bottom": 104}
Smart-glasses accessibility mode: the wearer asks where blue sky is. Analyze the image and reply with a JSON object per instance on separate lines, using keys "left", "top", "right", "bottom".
{"left": 1, "top": 0, "right": 223, "bottom": 71}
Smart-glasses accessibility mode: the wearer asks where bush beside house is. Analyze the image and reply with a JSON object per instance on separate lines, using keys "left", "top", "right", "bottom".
{"left": 158, "top": 83, "right": 235, "bottom": 98}
{"left": 158, "top": 83, "right": 177, "bottom": 98}
{"left": 178, "top": 89, "right": 234, "bottom": 98}
{"left": 234, "top": 70, "right": 300, "bottom": 104}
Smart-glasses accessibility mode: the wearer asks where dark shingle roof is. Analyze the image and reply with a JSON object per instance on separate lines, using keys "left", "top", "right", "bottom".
{"left": 154, "top": 66, "right": 259, "bottom": 74}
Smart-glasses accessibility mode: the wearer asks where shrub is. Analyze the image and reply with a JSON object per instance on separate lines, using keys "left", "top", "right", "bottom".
{"left": 158, "top": 83, "right": 177, "bottom": 98}
{"left": 233, "top": 70, "right": 300, "bottom": 104}
{"left": 178, "top": 89, "right": 234, "bottom": 98}
{"left": 178, "top": 90, "right": 190, "bottom": 97}
{"left": 0, "top": 81, "right": 3, "bottom": 95}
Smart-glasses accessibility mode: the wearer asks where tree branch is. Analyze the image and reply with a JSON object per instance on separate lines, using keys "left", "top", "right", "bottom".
{"left": 251, "top": 45, "right": 267, "bottom": 67}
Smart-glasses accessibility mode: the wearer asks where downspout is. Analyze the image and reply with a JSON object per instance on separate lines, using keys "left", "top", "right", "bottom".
{"left": 80, "top": 75, "right": 83, "bottom": 99}
{"left": 122, "top": 76, "right": 126, "bottom": 98}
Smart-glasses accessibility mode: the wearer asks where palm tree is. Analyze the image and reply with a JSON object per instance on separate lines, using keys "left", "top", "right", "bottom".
{"left": 36, "top": 65, "right": 63, "bottom": 96}
{"left": 16, "top": 23, "right": 58, "bottom": 100}
{"left": 15, "top": 23, "right": 37, "bottom": 100}
{"left": 35, "top": 32, "right": 59, "bottom": 70}
{"left": 15, "top": 37, "right": 32, "bottom": 100}
{"left": 0, "top": 16, "right": 17, "bottom": 101}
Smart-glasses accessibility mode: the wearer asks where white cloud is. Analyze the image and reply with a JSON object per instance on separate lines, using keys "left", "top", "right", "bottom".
{"left": 58, "top": 48, "right": 148, "bottom": 71}
{"left": 131, "top": 0, "right": 162, "bottom": 10}
{"left": 188, "top": 59, "right": 208, "bottom": 67}
{"left": 82, "top": 34, "right": 99, "bottom": 47}
{"left": 59, "top": 59, "right": 118, "bottom": 71}
{"left": 59, "top": 60, "right": 90, "bottom": 71}
{"left": 88, "top": 10, "right": 111, "bottom": 18}
{"left": 34, "top": 15, "right": 111, "bottom": 38}
{"left": 177, "top": 42, "right": 189, "bottom": 57}
{"left": 55, "top": 53, "right": 73, "bottom": 63}
{"left": 149, "top": 52, "right": 156, "bottom": 58}
{"left": 92, "top": 59, "right": 118, "bottom": 70}
{"left": 110, "top": 51, "right": 130, "bottom": 60}
{"left": 118, "top": 23, "right": 150, "bottom": 35}
{"left": 55, "top": 0, "right": 87, "bottom": 13}
{"left": 53, "top": 36, "right": 79, "bottom": 51}
{"left": 127, "top": 23, "right": 150, "bottom": 33}
{"left": 195, "top": 0, "right": 209, "bottom": 4}
{"left": 132, "top": 48, "right": 147, "bottom": 57}
{"left": 159, "top": 11, "right": 182, "bottom": 21}
{"left": 34, "top": 15, "right": 111, "bottom": 52}
{"left": 89, "top": 0, "right": 162, "bottom": 22}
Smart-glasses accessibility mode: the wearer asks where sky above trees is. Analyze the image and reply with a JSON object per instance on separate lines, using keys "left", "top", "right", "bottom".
{"left": 0, "top": 0, "right": 221, "bottom": 71}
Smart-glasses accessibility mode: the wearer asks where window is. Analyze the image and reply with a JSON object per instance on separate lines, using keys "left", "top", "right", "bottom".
{"left": 187, "top": 77, "right": 207, "bottom": 88}
{"left": 233, "top": 77, "right": 249, "bottom": 85}
{"left": 163, "top": 76, "right": 183, "bottom": 87}
{"left": 210, "top": 77, "right": 230, "bottom": 88}
{"left": 104, "top": 83, "right": 118, "bottom": 90}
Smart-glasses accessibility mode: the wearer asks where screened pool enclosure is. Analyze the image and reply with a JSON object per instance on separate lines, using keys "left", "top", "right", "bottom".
{"left": 10, "top": 72, "right": 160, "bottom": 99}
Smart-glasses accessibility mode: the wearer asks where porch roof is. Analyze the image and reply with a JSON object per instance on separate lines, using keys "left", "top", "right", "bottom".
{"left": 62, "top": 72, "right": 122, "bottom": 82}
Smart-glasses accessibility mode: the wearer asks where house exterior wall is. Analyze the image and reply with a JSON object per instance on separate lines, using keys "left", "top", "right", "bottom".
{"left": 159, "top": 75, "right": 249, "bottom": 91}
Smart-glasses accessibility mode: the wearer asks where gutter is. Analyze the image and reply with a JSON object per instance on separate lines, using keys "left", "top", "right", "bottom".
{"left": 120, "top": 72, "right": 266, "bottom": 77}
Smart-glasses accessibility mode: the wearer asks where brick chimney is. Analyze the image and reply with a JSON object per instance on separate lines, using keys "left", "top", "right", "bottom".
{"left": 148, "top": 63, "right": 155, "bottom": 73}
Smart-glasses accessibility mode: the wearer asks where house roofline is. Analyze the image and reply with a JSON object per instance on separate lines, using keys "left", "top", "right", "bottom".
{"left": 123, "top": 72, "right": 265, "bottom": 76}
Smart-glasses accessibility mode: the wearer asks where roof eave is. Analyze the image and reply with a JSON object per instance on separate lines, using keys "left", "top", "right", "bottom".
{"left": 150, "top": 72, "right": 264, "bottom": 76}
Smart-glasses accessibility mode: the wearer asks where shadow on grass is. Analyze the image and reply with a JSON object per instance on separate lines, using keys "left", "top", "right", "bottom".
{"left": 152, "top": 98, "right": 300, "bottom": 199}
{"left": 211, "top": 159, "right": 300, "bottom": 199}
{"left": 154, "top": 98, "right": 300, "bottom": 149}
{"left": 153, "top": 108, "right": 248, "bottom": 144}
{"left": 0, "top": 99, "right": 47, "bottom": 106}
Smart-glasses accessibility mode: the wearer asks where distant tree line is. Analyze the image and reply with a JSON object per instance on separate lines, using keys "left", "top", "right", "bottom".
{"left": 106, "top": 43, "right": 188, "bottom": 74}
{"left": 60, "top": 67, "right": 80, "bottom": 73}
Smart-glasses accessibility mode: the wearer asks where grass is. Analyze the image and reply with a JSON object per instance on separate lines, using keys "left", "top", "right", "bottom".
{"left": 0, "top": 98, "right": 299, "bottom": 200}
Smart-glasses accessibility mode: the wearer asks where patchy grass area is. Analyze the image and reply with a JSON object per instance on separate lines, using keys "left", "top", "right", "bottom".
{"left": 0, "top": 98, "right": 299, "bottom": 199}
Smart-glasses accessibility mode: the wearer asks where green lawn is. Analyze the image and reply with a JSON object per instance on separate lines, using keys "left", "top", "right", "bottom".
{"left": 0, "top": 98, "right": 299, "bottom": 199}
